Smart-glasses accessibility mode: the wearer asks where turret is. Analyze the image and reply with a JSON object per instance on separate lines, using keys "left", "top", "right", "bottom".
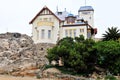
{"left": 78, "top": 6, "right": 94, "bottom": 27}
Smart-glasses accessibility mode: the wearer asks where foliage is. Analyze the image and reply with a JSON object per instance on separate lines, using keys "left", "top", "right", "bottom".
{"left": 103, "top": 27, "right": 120, "bottom": 41}
{"left": 105, "top": 75, "right": 117, "bottom": 80}
{"left": 47, "top": 34, "right": 120, "bottom": 75}
{"left": 55, "top": 66, "right": 78, "bottom": 75}
{"left": 44, "top": 64, "right": 55, "bottom": 70}
{"left": 75, "top": 35, "right": 84, "bottom": 42}
{"left": 94, "top": 40, "right": 120, "bottom": 74}
{"left": 47, "top": 35, "right": 96, "bottom": 74}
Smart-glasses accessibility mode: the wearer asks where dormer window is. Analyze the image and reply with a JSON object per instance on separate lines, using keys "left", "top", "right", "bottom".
{"left": 66, "top": 13, "right": 76, "bottom": 24}
{"left": 57, "top": 12, "right": 62, "bottom": 15}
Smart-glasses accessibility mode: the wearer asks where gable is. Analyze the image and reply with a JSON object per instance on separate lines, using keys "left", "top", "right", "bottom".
{"left": 29, "top": 6, "right": 61, "bottom": 24}
{"left": 40, "top": 8, "right": 52, "bottom": 15}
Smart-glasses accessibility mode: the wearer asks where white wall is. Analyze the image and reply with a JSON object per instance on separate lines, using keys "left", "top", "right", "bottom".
{"left": 31, "top": 15, "right": 60, "bottom": 44}
{"left": 61, "top": 26, "right": 87, "bottom": 39}
{"left": 79, "top": 11, "right": 94, "bottom": 27}
{"left": 31, "top": 8, "right": 94, "bottom": 44}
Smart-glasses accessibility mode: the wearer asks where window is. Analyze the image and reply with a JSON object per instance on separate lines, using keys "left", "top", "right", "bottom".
{"left": 37, "top": 30, "right": 39, "bottom": 40}
{"left": 80, "top": 29, "right": 84, "bottom": 33}
{"left": 87, "top": 32, "right": 91, "bottom": 39}
{"left": 65, "top": 30, "right": 68, "bottom": 37}
{"left": 45, "top": 10, "right": 47, "bottom": 14}
{"left": 65, "top": 29, "right": 77, "bottom": 38}
{"left": 39, "top": 18, "right": 42, "bottom": 21}
{"left": 49, "top": 18, "right": 52, "bottom": 22}
{"left": 58, "top": 12, "right": 62, "bottom": 15}
{"left": 48, "top": 30, "right": 51, "bottom": 39}
{"left": 67, "top": 17, "right": 75, "bottom": 24}
{"left": 89, "top": 17, "right": 91, "bottom": 19}
{"left": 69, "top": 30, "right": 72, "bottom": 37}
{"left": 73, "top": 29, "right": 76, "bottom": 37}
{"left": 41, "top": 29, "right": 45, "bottom": 39}
{"left": 82, "top": 11, "right": 90, "bottom": 15}
{"left": 43, "top": 18, "right": 48, "bottom": 21}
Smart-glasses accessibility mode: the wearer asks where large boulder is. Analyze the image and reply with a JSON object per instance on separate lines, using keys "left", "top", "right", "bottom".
{"left": 0, "top": 32, "right": 55, "bottom": 76}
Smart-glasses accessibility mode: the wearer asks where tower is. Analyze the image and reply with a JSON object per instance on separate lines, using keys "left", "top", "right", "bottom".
{"left": 78, "top": 6, "right": 94, "bottom": 27}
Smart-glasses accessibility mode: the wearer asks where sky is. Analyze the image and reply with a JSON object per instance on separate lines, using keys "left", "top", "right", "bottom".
{"left": 0, "top": 0, "right": 120, "bottom": 38}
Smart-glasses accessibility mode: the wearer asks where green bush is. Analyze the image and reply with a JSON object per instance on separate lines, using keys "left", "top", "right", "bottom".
{"left": 47, "top": 35, "right": 120, "bottom": 75}
{"left": 105, "top": 75, "right": 117, "bottom": 80}
{"left": 47, "top": 36, "right": 96, "bottom": 74}
{"left": 94, "top": 40, "right": 120, "bottom": 74}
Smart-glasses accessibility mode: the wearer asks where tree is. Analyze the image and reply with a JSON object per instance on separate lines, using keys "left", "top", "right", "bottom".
{"left": 47, "top": 36, "right": 96, "bottom": 73}
{"left": 94, "top": 40, "right": 120, "bottom": 74}
{"left": 75, "top": 35, "right": 84, "bottom": 42}
{"left": 103, "top": 27, "right": 120, "bottom": 41}
{"left": 47, "top": 37, "right": 74, "bottom": 66}
{"left": 47, "top": 35, "right": 120, "bottom": 75}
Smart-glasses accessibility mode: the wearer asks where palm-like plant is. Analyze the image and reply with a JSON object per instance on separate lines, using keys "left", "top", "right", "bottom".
{"left": 103, "top": 27, "right": 120, "bottom": 41}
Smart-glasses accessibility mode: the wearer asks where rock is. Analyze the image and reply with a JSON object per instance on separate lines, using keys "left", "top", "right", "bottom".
{"left": 42, "top": 68, "right": 61, "bottom": 78}
{"left": 51, "top": 60, "right": 57, "bottom": 65}
{"left": 0, "top": 32, "right": 55, "bottom": 77}
{"left": 0, "top": 39, "right": 10, "bottom": 50}
{"left": 91, "top": 72, "right": 98, "bottom": 79}
{"left": 43, "top": 68, "right": 61, "bottom": 74}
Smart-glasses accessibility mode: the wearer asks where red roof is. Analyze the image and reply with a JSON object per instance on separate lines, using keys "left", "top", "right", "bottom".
{"left": 29, "top": 6, "right": 61, "bottom": 24}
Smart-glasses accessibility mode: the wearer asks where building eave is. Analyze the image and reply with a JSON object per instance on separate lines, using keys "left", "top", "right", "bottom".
{"left": 78, "top": 10, "right": 94, "bottom": 12}
{"left": 62, "top": 24, "right": 87, "bottom": 27}
{"left": 29, "top": 6, "right": 61, "bottom": 24}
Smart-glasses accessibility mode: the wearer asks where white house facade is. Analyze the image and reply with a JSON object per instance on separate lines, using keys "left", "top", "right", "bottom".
{"left": 29, "top": 6, "right": 97, "bottom": 44}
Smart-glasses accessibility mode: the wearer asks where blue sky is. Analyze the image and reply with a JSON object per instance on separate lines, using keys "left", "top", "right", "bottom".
{"left": 0, "top": 0, "right": 120, "bottom": 38}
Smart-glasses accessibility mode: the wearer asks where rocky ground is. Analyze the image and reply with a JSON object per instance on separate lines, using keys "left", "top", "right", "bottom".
{"left": 0, "top": 75, "right": 61, "bottom": 80}
{"left": 0, "top": 32, "right": 55, "bottom": 77}
{"left": 0, "top": 75, "right": 40, "bottom": 80}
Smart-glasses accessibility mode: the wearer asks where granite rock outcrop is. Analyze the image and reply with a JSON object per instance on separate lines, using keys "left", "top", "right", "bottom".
{"left": 0, "top": 32, "right": 55, "bottom": 76}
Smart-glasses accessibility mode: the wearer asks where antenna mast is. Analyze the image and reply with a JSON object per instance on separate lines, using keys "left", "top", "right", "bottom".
{"left": 85, "top": 0, "right": 86, "bottom": 6}
{"left": 56, "top": 6, "right": 58, "bottom": 12}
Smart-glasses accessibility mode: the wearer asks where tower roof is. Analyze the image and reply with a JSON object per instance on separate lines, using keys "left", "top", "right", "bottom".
{"left": 67, "top": 13, "right": 74, "bottom": 17}
{"left": 78, "top": 6, "right": 94, "bottom": 12}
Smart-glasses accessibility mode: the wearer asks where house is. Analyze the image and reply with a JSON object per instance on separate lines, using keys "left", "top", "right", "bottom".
{"left": 29, "top": 6, "right": 97, "bottom": 44}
